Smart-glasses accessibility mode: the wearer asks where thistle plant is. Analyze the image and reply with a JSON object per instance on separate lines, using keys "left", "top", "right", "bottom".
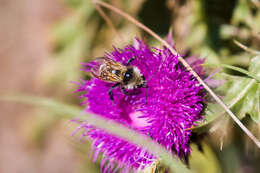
{"left": 74, "top": 38, "right": 205, "bottom": 172}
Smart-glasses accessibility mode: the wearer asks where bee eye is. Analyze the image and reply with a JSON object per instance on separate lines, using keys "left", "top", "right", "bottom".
{"left": 124, "top": 72, "right": 132, "bottom": 80}
{"left": 123, "top": 68, "right": 133, "bottom": 84}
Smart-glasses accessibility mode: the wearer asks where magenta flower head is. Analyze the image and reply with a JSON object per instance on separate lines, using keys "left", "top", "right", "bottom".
{"left": 74, "top": 38, "right": 205, "bottom": 172}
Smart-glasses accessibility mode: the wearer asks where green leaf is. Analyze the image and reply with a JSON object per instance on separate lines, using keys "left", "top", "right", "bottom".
{"left": 195, "top": 56, "right": 260, "bottom": 130}
{"left": 204, "top": 63, "right": 260, "bottom": 82}
{"left": 248, "top": 56, "right": 260, "bottom": 77}
{"left": 0, "top": 94, "right": 81, "bottom": 118}
{"left": 220, "top": 64, "right": 260, "bottom": 82}
{"left": 190, "top": 143, "right": 221, "bottom": 173}
{"left": 231, "top": 81, "right": 258, "bottom": 120}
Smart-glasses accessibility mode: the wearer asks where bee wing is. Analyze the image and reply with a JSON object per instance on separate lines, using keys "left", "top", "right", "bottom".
{"left": 82, "top": 58, "right": 103, "bottom": 76}
{"left": 99, "top": 57, "right": 126, "bottom": 82}
{"left": 83, "top": 57, "right": 125, "bottom": 83}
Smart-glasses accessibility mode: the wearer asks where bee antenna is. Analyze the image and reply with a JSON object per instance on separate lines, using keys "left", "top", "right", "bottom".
{"left": 147, "top": 74, "right": 154, "bottom": 82}
{"left": 142, "top": 67, "right": 159, "bottom": 104}
{"left": 142, "top": 65, "right": 160, "bottom": 104}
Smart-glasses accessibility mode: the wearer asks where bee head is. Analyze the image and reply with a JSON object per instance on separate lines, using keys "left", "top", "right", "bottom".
{"left": 123, "top": 67, "right": 148, "bottom": 103}
{"left": 123, "top": 67, "right": 146, "bottom": 89}
{"left": 123, "top": 68, "right": 134, "bottom": 84}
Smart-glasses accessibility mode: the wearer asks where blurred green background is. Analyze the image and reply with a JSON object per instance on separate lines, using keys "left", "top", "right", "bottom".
{"left": 0, "top": 0, "right": 260, "bottom": 172}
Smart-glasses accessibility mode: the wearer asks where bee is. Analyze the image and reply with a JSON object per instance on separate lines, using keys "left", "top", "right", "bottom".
{"left": 86, "top": 56, "right": 147, "bottom": 102}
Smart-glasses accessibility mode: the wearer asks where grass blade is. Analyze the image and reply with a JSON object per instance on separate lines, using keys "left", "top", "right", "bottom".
{"left": 0, "top": 94, "right": 191, "bottom": 173}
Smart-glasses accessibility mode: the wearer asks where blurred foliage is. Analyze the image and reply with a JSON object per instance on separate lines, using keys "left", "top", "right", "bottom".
{"left": 185, "top": 0, "right": 260, "bottom": 65}
{"left": 138, "top": 0, "right": 172, "bottom": 35}
{"left": 190, "top": 143, "right": 221, "bottom": 173}
{"left": 48, "top": 0, "right": 95, "bottom": 96}
{"left": 4, "top": 0, "right": 260, "bottom": 172}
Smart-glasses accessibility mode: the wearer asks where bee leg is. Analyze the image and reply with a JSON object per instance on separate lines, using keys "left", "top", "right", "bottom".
{"left": 108, "top": 83, "right": 120, "bottom": 102}
{"left": 121, "top": 86, "right": 131, "bottom": 95}
{"left": 126, "top": 55, "right": 136, "bottom": 66}
{"left": 143, "top": 84, "right": 148, "bottom": 104}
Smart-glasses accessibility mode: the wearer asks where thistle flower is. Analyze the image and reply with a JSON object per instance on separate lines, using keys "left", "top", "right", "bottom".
{"left": 74, "top": 39, "right": 205, "bottom": 172}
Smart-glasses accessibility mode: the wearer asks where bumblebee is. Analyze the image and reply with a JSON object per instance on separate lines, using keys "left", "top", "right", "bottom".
{"left": 87, "top": 56, "right": 147, "bottom": 102}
